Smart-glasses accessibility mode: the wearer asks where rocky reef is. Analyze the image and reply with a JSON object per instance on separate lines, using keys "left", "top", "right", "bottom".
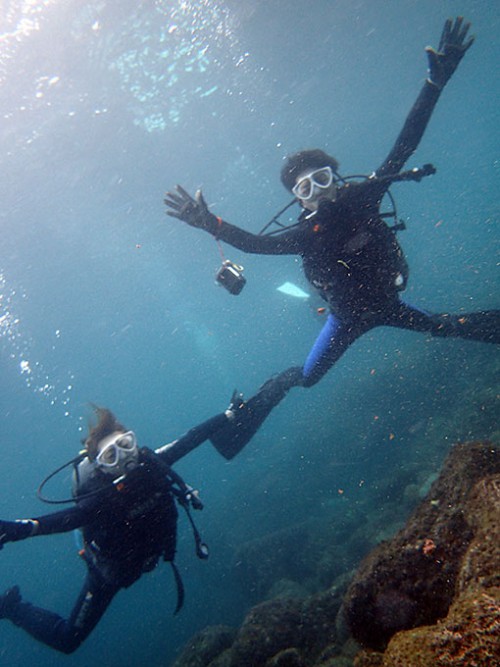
{"left": 343, "top": 441, "right": 498, "bottom": 648}
{"left": 171, "top": 442, "right": 499, "bottom": 667}
{"left": 355, "top": 452, "right": 500, "bottom": 667}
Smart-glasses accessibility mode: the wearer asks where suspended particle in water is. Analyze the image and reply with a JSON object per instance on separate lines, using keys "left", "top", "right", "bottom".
{"left": 20, "top": 359, "right": 31, "bottom": 374}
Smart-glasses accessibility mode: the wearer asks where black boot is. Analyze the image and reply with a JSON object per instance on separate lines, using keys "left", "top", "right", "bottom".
{"left": 0, "top": 586, "right": 21, "bottom": 620}
{"left": 210, "top": 367, "right": 303, "bottom": 460}
{"left": 430, "top": 310, "right": 500, "bottom": 344}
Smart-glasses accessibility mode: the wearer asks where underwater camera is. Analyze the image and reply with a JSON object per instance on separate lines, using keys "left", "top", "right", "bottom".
{"left": 215, "top": 260, "right": 246, "bottom": 295}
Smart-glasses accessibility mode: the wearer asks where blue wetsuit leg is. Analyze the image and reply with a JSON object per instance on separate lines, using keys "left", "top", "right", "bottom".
{"left": 301, "top": 301, "right": 442, "bottom": 389}
{"left": 302, "top": 313, "right": 371, "bottom": 387}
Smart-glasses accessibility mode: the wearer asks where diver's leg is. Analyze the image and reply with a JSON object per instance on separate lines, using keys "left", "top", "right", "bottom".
{"left": 381, "top": 301, "right": 434, "bottom": 333}
{"left": 210, "top": 314, "right": 365, "bottom": 459}
{"left": 387, "top": 302, "right": 500, "bottom": 344}
{"left": 301, "top": 313, "right": 368, "bottom": 387}
{"left": 210, "top": 365, "right": 304, "bottom": 460}
{"left": 1, "top": 570, "right": 118, "bottom": 654}
{"left": 429, "top": 309, "right": 500, "bottom": 344}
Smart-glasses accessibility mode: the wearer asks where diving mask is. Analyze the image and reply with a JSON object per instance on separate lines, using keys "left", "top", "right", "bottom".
{"left": 292, "top": 166, "right": 335, "bottom": 201}
{"left": 96, "top": 431, "right": 138, "bottom": 475}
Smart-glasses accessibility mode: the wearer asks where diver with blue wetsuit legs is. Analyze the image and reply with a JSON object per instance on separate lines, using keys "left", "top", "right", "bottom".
{"left": 164, "top": 17, "right": 499, "bottom": 459}
{"left": 0, "top": 404, "right": 239, "bottom": 654}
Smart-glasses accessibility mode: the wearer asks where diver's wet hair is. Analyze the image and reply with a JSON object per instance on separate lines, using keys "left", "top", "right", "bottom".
{"left": 280, "top": 149, "right": 340, "bottom": 192}
{"left": 84, "top": 405, "right": 127, "bottom": 460}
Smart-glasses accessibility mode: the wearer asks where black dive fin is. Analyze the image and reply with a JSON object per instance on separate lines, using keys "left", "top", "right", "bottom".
{"left": 210, "top": 368, "right": 303, "bottom": 460}
{"left": 210, "top": 396, "right": 272, "bottom": 460}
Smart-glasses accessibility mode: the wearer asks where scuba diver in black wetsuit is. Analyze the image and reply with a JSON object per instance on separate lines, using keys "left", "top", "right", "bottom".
{"left": 164, "top": 17, "right": 499, "bottom": 459}
{"left": 0, "top": 404, "right": 238, "bottom": 654}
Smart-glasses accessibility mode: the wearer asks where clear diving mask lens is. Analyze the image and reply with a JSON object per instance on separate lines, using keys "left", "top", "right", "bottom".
{"left": 292, "top": 166, "right": 334, "bottom": 201}
{"left": 96, "top": 431, "right": 138, "bottom": 472}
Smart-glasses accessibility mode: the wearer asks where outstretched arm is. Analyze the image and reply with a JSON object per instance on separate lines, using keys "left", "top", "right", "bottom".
{"left": 376, "top": 16, "right": 474, "bottom": 178}
{"left": 165, "top": 186, "right": 302, "bottom": 255}
{"left": 155, "top": 399, "right": 244, "bottom": 465}
{"left": 0, "top": 505, "right": 89, "bottom": 547}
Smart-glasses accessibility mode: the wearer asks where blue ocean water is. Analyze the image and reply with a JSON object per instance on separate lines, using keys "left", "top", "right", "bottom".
{"left": 0, "top": 1, "right": 498, "bottom": 665}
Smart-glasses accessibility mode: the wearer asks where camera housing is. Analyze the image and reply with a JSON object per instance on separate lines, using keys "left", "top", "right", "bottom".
{"left": 215, "top": 260, "right": 246, "bottom": 295}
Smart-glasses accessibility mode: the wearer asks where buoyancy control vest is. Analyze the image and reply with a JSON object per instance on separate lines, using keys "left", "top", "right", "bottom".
{"left": 71, "top": 447, "right": 207, "bottom": 612}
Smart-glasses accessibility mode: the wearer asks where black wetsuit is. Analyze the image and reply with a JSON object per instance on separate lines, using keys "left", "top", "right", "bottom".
{"left": 197, "top": 81, "right": 498, "bottom": 387}
{"left": 203, "top": 82, "right": 498, "bottom": 460}
{"left": 0, "top": 413, "right": 227, "bottom": 654}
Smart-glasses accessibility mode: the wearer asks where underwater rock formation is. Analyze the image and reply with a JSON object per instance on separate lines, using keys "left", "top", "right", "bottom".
{"left": 353, "top": 452, "right": 500, "bottom": 666}
{"left": 357, "top": 587, "right": 500, "bottom": 666}
{"left": 171, "top": 625, "right": 236, "bottom": 667}
{"left": 231, "top": 518, "right": 369, "bottom": 602}
{"left": 171, "top": 442, "right": 499, "bottom": 667}
{"left": 171, "top": 585, "right": 348, "bottom": 667}
{"left": 227, "top": 584, "right": 349, "bottom": 667}
{"left": 343, "top": 441, "right": 499, "bottom": 652}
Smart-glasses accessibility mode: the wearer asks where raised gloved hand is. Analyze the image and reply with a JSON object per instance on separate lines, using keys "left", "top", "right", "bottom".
{"left": 164, "top": 185, "right": 218, "bottom": 232}
{"left": 426, "top": 16, "right": 474, "bottom": 90}
{"left": 0, "top": 519, "right": 37, "bottom": 549}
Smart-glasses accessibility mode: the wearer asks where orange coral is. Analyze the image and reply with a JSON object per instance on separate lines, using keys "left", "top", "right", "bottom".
{"left": 422, "top": 538, "right": 437, "bottom": 556}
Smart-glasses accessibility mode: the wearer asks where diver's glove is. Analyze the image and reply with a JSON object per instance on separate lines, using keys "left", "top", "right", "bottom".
{"left": 225, "top": 389, "right": 246, "bottom": 421}
{"left": 0, "top": 519, "right": 38, "bottom": 549}
{"left": 164, "top": 185, "right": 219, "bottom": 233}
{"left": 0, "top": 586, "right": 22, "bottom": 619}
{"left": 425, "top": 16, "right": 474, "bottom": 90}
